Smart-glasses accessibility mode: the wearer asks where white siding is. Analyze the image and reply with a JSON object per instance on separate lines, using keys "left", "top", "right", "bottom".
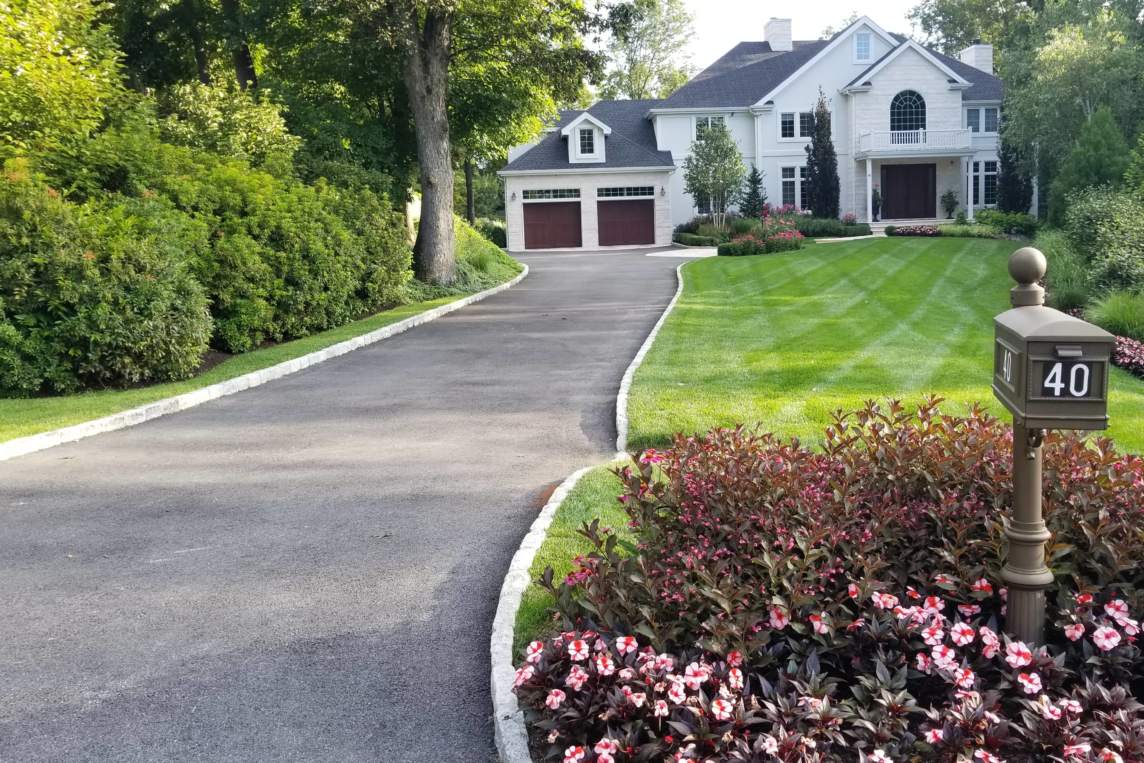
{"left": 503, "top": 171, "right": 674, "bottom": 251}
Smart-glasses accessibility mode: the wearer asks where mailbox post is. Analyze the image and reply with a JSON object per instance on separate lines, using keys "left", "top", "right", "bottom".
{"left": 992, "top": 247, "right": 1114, "bottom": 644}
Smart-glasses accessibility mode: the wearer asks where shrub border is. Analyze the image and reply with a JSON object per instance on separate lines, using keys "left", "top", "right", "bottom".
{"left": 615, "top": 263, "right": 686, "bottom": 452}
{"left": 0, "top": 265, "right": 529, "bottom": 463}
{"left": 491, "top": 465, "right": 593, "bottom": 763}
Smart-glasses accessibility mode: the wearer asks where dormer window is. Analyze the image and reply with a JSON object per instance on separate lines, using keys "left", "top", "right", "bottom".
{"left": 854, "top": 32, "right": 872, "bottom": 63}
{"left": 579, "top": 128, "right": 595, "bottom": 156}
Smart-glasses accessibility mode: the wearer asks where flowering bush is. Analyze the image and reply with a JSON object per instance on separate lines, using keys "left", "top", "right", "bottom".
{"left": 516, "top": 399, "right": 1144, "bottom": 761}
{"left": 1113, "top": 336, "right": 1144, "bottom": 380}
{"left": 842, "top": 212, "right": 858, "bottom": 225}
{"left": 887, "top": 225, "right": 942, "bottom": 237}
{"left": 719, "top": 207, "right": 806, "bottom": 255}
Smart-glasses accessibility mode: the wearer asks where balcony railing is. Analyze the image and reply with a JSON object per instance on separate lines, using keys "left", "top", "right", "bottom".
{"left": 856, "top": 129, "right": 972, "bottom": 155}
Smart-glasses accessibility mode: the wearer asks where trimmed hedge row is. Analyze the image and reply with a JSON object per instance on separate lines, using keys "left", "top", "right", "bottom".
{"left": 674, "top": 232, "right": 721, "bottom": 247}
{"left": 794, "top": 217, "right": 871, "bottom": 238}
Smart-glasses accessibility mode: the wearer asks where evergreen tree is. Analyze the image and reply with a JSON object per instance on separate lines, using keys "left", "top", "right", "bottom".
{"left": 1048, "top": 106, "right": 1129, "bottom": 224}
{"left": 997, "top": 140, "right": 1034, "bottom": 214}
{"left": 739, "top": 165, "right": 767, "bottom": 219}
{"left": 804, "top": 90, "right": 840, "bottom": 218}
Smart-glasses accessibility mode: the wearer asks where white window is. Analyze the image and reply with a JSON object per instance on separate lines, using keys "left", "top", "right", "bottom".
{"left": 522, "top": 188, "right": 581, "bottom": 201}
{"left": 597, "top": 186, "right": 654, "bottom": 198}
{"left": 854, "top": 32, "right": 872, "bottom": 62}
{"left": 967, "top": 107, "right": 1000, "bottom": 133}
{"left": 972, "top": 161, "right": 998, "bottom": 207}
{"left": 781, "top": 166, "right": 807, "bottom": 208}
{"left": 578, "top": 128, "right": 595, "bottom": 155}
{"left": 695, "top": 115, "right": 725, "bottom": 138}
{"left": 780, "top": 112, "right": 813, "bottom": 139}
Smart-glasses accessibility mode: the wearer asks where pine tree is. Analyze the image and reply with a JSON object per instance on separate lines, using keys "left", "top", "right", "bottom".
{"left": 804, "top": 89, "right": 839, "bottom": 219}
{"left": 997, "top": 140, "right": 1034, "bottom": 214}
{"left": 1048, "top": 106, "right": 1129, "bottom": 224}
{"left": 739, "top": 165, "right": 767, "bottom": 219}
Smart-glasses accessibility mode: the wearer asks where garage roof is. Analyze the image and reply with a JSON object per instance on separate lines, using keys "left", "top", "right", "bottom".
{"left": 501, "top": 99, "right": 675, "bottom": 173}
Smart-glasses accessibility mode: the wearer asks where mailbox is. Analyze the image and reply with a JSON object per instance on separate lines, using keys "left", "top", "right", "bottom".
{"left": 992, "top": 248, "right": 1114, "bottom": 431}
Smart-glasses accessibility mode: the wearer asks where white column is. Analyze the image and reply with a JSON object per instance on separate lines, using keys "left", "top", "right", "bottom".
{"left": 865, "top": 159, "right": 873, "bottom": 223}
{"left": 965, "top": 157, "right": 975, "bottom": 222}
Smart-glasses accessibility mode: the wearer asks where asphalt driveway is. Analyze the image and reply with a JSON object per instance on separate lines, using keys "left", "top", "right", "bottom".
{"left": 0, "top": 250, "right": 681, "bottom": 762}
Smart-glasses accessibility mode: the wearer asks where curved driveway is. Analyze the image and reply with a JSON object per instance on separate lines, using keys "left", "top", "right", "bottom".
{"left": 0, "top": 250, "right": 681, "bottom": 762}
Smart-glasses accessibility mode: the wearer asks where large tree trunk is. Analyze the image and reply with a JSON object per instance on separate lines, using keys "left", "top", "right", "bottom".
{"left": 403, "top": 8, "right": 456, "bottom": 285}
{"left": 220, "top": 0, "right": 258, "bottom": 89}
{"left": 464, "top": 156, "right": 476, "bottom": 224}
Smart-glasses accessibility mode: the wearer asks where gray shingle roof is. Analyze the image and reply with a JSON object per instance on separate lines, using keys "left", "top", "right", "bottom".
{"left": 660, "top": 40, "right": 831, "bottom": 108}
{"left": 501, "top": 99, "right": 675, "bottom": 173}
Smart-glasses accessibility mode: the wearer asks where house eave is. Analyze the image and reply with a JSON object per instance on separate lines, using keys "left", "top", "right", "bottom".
{"left": 498, "top": 165, "right": 676, "bottom": 177}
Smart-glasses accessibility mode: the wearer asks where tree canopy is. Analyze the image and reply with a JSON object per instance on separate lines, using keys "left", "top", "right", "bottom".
{"left": 600, "top": 0, "right": 693, "bottom": 100}
{"left": 682, "top": 122, "right": 745, "bottom": 228}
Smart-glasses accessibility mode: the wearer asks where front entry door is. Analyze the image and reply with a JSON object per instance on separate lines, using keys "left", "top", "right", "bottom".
{"left": 880, "top": 164, "right": 936, "bottom": 219}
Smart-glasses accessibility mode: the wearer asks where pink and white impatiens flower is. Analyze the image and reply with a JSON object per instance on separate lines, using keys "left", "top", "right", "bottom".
{"left": 513, "top": 665, "right": 534, "bottom": 687}
{"left": 1093, "top": 626, "right": 1121, "bottom": 652}
{"left": 563, "top": 745, "right": 587, "bottom": 763}
{"left": 567, "top": 639, "right": 589, "bottom": 661}
{"left": 614, "top": 635, "right": 637, "bottom": 655}
{"left": 1064, "top": 623, "right": 1085, "bottom": 641}
{"left": 545, "top": 689, "right": 565, "bottom": 709}
{"left": 1062, "top": 744, "right": 1091, "bottom": 759}
{"left": 769, "top": 606, "right": 790, "bottom": 629}
{"left": 954, "top": 667, "right": 976, "bottom": 689}
{"left": 594, "top": 653, "right": 616, "bottom": 676}
{"left": 950, "top": 622, "right": 975, "bottom": 646}
{"left": 1005, "top": 640, "right": 1033, "bottom": 668}
{"left": 1017, "top": 671, "right": 1042, "bottom": 694}
{"left": 654, "top": 699, "right": 670, "bottom": 717}
{"left": 925, "top": 728, "right": 944, "bottom": 744}
{"left": 809, "top": 613, "right": 830, "bottom": 635}
{"left": 710, "top": 698, "right": 734, "bottom": 721}
{"left": 727, "top": 667, "right": 744, "bottom": 691}
{"left": 525, "top": 640, "right": 545, "bottom": 664}
{"left": 667, "top": 679, "right": 687, "bottom": 704}
{"left": 869, "top": 750, "right": 892, "bottom": 762}
{"left": 565, "top": 665, "right": 589, "bottom": 691}
{"left": 931, "top": 644, "right": 957, "bottom": 671}
{"left": 594, "top": 738, "right": 619, "bottom": 755}
{"left": 683, "top": 662, "right": 709, "bottom": 690}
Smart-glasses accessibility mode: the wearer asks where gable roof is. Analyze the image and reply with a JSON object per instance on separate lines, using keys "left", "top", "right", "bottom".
{"left": 501, "top": 99, "right": 675, "bottom": 173}
{"left": 560, "top": 112, "right": 612, "bottom": 137}
{"left": 843, "top": 38, "right": 971, "bottom": 91}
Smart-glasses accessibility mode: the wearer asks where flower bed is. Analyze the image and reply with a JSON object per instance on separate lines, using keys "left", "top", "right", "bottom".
{"left": 885, "top": 224, "right": 942, "bottom": 237}
{"left": 1114, "top": 335, "right": 1144, "bottom": 379}
{"left": 513, "top": 399, "right": 1144, "bottom": 762}
{"left": 718, "top": 207, "right": 806, "bottom": 256}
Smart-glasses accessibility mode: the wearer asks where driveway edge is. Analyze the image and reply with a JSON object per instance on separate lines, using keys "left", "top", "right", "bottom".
{"left": 614, "top": 262, "right": 685, "bottom": 452}
{"left": 491, "top": 465, "right": 593, "bottom": 763}
{"left": 0, "top": 266, "right": 529, "bottom": 463}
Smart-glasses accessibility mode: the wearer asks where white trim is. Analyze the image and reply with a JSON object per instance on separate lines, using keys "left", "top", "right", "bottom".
{"left": 841, "top": 39, "right": 972, "bottom": 94}
{"left": 616, "top": 263, "right": 685, "bottom": 452}
{"left": 499, "top": 166, "right": 674, "bottom": 177}
{"left": 559, "top": 112, "right": 612, "bottom": 138}
{"left": 752, "top": 17, "right": 898, "bottom": 106}
{"left": 490, "top": 465, "right": 594, "bottom": 763}
{"left": 646, "top": 107, "right": 739, "bottom": 117}
{"left": 0, "top": 267, "right": 530, "bottom": 463}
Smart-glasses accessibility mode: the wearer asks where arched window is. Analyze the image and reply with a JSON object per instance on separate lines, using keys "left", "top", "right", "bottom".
{"left": 890, "top": 90, "right": 926, "bottom": 132}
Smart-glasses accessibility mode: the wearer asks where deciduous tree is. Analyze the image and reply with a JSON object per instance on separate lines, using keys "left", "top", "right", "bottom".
{"left": 1048, "top": 106, "right": 1129, "bottom": 224}
{"left": 600, "top": 0, "right": 693, "bottom": 100}
{"left": 682, "top": 122, "right": 744, "bottom": 229}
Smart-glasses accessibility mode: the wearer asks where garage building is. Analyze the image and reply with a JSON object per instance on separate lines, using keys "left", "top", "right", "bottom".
{"left": 499, "top": 100, "right": 676, "bottom": 252}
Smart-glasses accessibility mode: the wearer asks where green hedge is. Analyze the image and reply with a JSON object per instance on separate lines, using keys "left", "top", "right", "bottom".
{"left": 674, "top": 232, "right": 721, "bottom": 247}
{"left": 795, "top": 218, "right": 872, "bottom": 238}
{"left": 1064, "top": 188, "right": 1144, "bottom": 295}
{"left": 1087, "top": 291, "right": 1144, "bottom": 341}
{"left": 1, "top": 166, "right": 212, "bottom": 395}
{"left": 974, "top": 209, "right": 1038, "bottom": 236}
{"left": 474, "top": 217, "right": 507, "bottom": 248}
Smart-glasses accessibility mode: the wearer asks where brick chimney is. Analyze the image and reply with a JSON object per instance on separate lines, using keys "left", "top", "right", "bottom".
{"left": 765, "top": 18, "right": 793, "bottom": 52}
{"left": 958, "top": 42, "right": 994, "bottom": 74}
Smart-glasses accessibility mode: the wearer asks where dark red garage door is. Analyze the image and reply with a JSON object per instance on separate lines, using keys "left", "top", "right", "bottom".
{"left": 597, "top": 199, "right": 654, "bottom": 246}
{"left": 523, "top": 202, "right": 582, "bottom": 249}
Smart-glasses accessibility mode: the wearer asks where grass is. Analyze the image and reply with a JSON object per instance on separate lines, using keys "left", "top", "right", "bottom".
{"left": 627, "top": 237, "right": 1144, "bottom": 452}
{"left": 514, "top": 464, "right": 631, "bottom": 654}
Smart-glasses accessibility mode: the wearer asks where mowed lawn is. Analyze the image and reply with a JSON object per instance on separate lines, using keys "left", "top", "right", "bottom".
{"left": 627, "top": 236, "right": 1144, "bottom": 453}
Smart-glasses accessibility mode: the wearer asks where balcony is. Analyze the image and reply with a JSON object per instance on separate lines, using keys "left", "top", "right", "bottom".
{"left": 855, "top": 129, "right": 973, "bottom": 158}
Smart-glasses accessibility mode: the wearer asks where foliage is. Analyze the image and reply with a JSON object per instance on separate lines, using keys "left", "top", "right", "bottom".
{"left": 156, "top": 82, "right": 301, "bottom": 173}
{"left": 997, "top": 140, "right": 1033, "bottom": 214}
{"left": 673, "top": 233, "right": 720, "bottom": 247}
{"left": 739, "top": 165, "right": 767, "bottom": 220}
{"left": 516, "top": 399, "right": 1144, "bottom": 761}
{"left": 937, "top": 224, "right": 1002, "bottom": 239}
{"left": 909, "top": 0, "right": 1030, "bottom": 54}
{"left": 803, "top": 90, "right": 839, "bottom": 220}
{"left": 940, "top": 190, "right": 959, "bottom": 218}
{"left": 728, "top": 217, "right": 758, "bottom": 236}
{"left": 0, "top": 0, "right": 123, "bottom": 157}
{"left": 718, "top": 207, "right": 805, "bottom": 255}
{"left": 975, "top": 209, "right": 1038, "bottom": 237}
{"left": 794, "top": 217, "right": 871, "bottom": 238}
{"left": 405, "top": 216, "right": 521, "bottom": 302}
{"left": 474, "top": 217, "right": 507, "bottom": 248}
{"left": 1048, "top": 107, "right": 1130, "bottom": 225}
{"left": 1064, "top": 188, "right": 1144, "bottom": 295}
{"left": 454, "top": 167, "right": 504, "bottom": 220}
{"left": 887, "top": 225, "right": 942, "bottom": 237}
{"left": 695, "top": 223, "right": 726, "bottom": 241}
{"left": 0, "top": 165, "right": 211, "bottom": 395}
{"left": 682, "top": 122, "right": 745, "bottom": 229}
{"left": 600, "top": 0, "right": 693, "bottom": 99}
{"left": 1038, "top": 230, "right": 1092, "bottom": 312}
{"left": 1114, "top": 336, "right": 1144, "bottom": 380}
{"left": 1088, "top": 292, "right": 1144, "bottom": 343}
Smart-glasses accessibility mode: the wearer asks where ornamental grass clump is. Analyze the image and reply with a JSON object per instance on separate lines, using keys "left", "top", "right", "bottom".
{"left": 515, "top": 399, "right": 1144, "bottom": 762}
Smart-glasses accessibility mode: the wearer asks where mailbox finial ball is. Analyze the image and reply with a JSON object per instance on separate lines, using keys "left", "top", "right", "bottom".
{"left": 1009, "top": 247, "right": 1047, "bottom": 286}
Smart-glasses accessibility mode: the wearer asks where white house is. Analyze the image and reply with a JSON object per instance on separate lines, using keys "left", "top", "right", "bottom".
{"left": 499, "top": 16, "right": 1005, "bottom": 252}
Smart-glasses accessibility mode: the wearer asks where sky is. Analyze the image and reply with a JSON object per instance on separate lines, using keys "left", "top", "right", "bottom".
{"left": 680, "top": 0, "right": 921, "bottom": 71}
